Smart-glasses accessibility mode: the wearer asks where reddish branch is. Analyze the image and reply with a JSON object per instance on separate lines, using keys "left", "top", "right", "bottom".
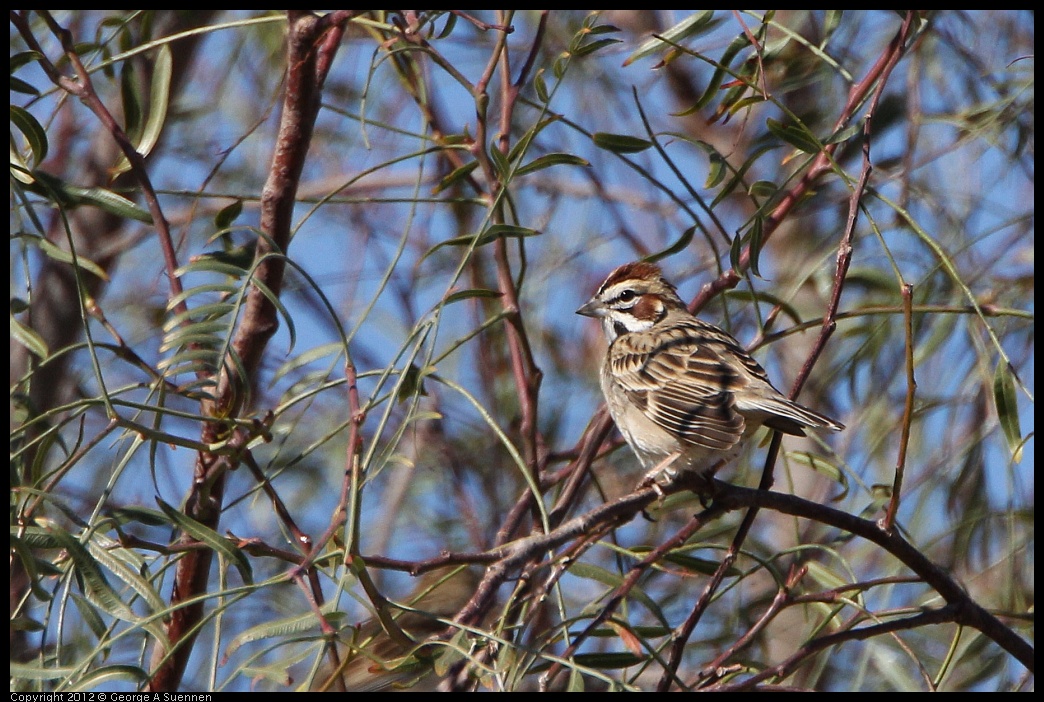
{"left": 654, "top": 12, "right": 924, "bottom": 690}
{"left": 147, "top": 11, "right": 355, "bottom": 691}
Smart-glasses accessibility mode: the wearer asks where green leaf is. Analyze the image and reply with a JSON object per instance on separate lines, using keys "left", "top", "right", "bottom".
{"left": 488, "top": 142, "right": 512, "bottom": 178}
{"left": 704, "top": 148, "right": 727, "bottom": 188}
{"left": 566, "top": 561, "right": 667, "bottom": 626}
{"left": 119, "top": 59, "right": 143, "bottom": 145}
{"left": 9, "top": 662, "right": 77, "bottom": 681}
{"left": 113, "top": 44, "right": 172, "bottom": 176}
{"left": 10, "top": 50, "right": 45, "bottom": 73}
{"left": 9, "top": 75, "right": 40, "bottom": 95}
{"left": 663, "top": 553, "right": 739, "bottom": 576}
{"left": 514, "top": 152, "right": 589, "bottom": 177}
{"left": 647, "top": 224, "right": 696, "bottom": 263}
{"left": 436, "top": 12, "right": 457, "bottom": 39}
{"left": 10, "top": 316, "right": 49, "bottom": 359}
{"left": 592, "top": 132, "right": 653, "bottom": 154}
{"left": 68, "top": 665, "right": 150, "bottom": 691}
{"left": 584, "top": 24, "right": 623, "bottom": 36}
{"left": 534, "top": 68, "right": 549, "bottom": 102}
{"left": 156, "top": 498, "right": 254, "bottom": 585}
{"left": 993, "top": 361, "right": 1023, "bottom": 461}
{"left": 623, "top": 10, "right": 718, "bottom": 66}
{"left": 766, "top": 118, "right": 823, "bottom": 154}
{"left": 747, "top": 216, "right": 764, "bottom": 277}
{"left": 48, "top": 529, "right": 134, "bottom": 620}
{"left": 725, "top": 289, "right": 803, "bottom": 327}
{"left": 10, "top": 105, "right": 48, "bottom": 164}
{"left": 748, "top": 179, "right": 778, "bottom": 200}
{"left": 571, "top": 652, "right": 648, "bottom": 669}
{"left": 396, "top": 362, "right": 429, "bottom": 403}
{"left": 27, "top": 171, "right": 153, "bottom": 223}
{"left": 34, "top": 235, "right": 110, "bottom": 281}
{"left": 789, "top": 452, "right": 847, "bottom": 488}
{"left": 71, "top": 592, "right": 108, "bottom": 640}
{"left": 823, "top": 10, "right": 844, "bottom": 40}
{"left": 825, "top": 122, "right": 863, "bottom": 145}
{"left": 432, "top": 160, "right": 478, "bottom": 194}
{"left": 443, "top": 288, "right": 503, "bottom": 305}
{"left": 571, "top": 37, "right": 622, "bottom": 58}
{"left": 728, "top": 228, "right": 743, "bottom": 273}
{"left": 225, "top": 608, "right": 345, "bottom": 659}
{"left": 423, "top": 224, "right": 541, "bottom": 261}
{"left": 688, "top": 32, "right": 751, "bottom": 113}
{"left": 214, "top": 199, "right": 244, "bottom": 230}
{"left": 108, "top": 506, "right": 170, "bottom": 527}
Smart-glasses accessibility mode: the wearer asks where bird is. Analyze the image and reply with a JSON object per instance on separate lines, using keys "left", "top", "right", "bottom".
{"left": 576, "top": 261, "right": 843, "bottom": 489}
{"left": 308, "top": 567, "right": 481, "bottom": 692}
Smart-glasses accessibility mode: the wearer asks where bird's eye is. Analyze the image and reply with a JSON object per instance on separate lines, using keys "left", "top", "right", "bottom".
{"left": 618, "top": 289, "right": 636, "bottom": 303}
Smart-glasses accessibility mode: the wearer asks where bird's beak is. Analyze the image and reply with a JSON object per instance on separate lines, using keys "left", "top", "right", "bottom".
{"left": 576, "top": 297, "right": 604, "bottom": 317}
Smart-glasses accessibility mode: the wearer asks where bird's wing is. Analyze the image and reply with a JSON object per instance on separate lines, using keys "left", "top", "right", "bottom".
{"left": 609, "top": 320, "right": 746, "bottom": 450}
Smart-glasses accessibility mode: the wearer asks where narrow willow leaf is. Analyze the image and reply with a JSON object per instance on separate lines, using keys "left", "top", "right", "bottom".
{"left": 747, "top": 217, "right": 764, "bottom": 277}
{"left": 728, "top": 229, "right": 743, "bottom": 273}
{"left": 711, "top": 143, "right": 779, "bottom": 208}
{"left": 826, "top": 122, "right": 863, "bottom": 145}
{"left": 108, "top": 506, "right": 170, "bottom": 527}
{"left": 766, "top": 118, "right": 822, "bottom": 154}
{"left": 156, "top": 499, "right": 253, "bottom": 584}
{"left": 592, "top": 132, "right": 653, "bottom": 154}
{"left": 88, "top": 538, "right": 166, "bottom": 613}
{"left": 432, "top": 160, "right": 478, "bottom": 194}
{"left": 749, "top": 180, "right": 778, "bottom": 200}
{"left": 119, "top": 59, "right": 143, "bottom": 147}
{"left": 68, "top": 665, "right": 150, "bottom": 691}
{"left": 705, "top": 149, "right": 727, "bottom": 188}
{"left": 9, "top": 663, "right": 77, "bottom": 681}
{"left": 49, "top": 529, "right": 134, "bottom": 620}
{"left": 112, "top": 44, "right": 172, "bottom": 176}
{"left": 665, "top": 553, "right": 741, "bottom": 576}
{"left": 214, "top": 199, "right": 244, "bottom": 230}
{"left": 647, "top": 224, "right": 696, "bottom": 263}
{"left": 162, "top": 301, "right": 236, "bottom": 330}
{"left": 566, "top": 561, "right": 665, "bottom": 625}
{"left": 514, "top": 152, "right": 589, "bottom": 177}
{"left": 71, "top": 592, "right": 108, "bottom": 640}
{"left": 436, "top": 11, "right": 457, "bottom": 39}
{"left": 396, "top": 363, "right": 428, "bottom": 404}
{"left": 443, "top": 288, "right": 503, "bottom": 304}
{"left": 534, "top": 69, "right": 549, "bottom": 102}
{"left": 36, "top": 236, "right": 109, "bottom": 280}
{"left": 10, "top": 75, "right": 40, "bottom": 95}
{"left": 726, "top": 289, "right": 802, "bottom": 326}
{"left": 166, "top": 283, "right": 240, "bottom": 312}
{"left": 677, "top": 32, "right": 750, "bottom": 114}
{"left": 488, "top": 142, "right": 512, "bottom": 178}
{"left": 805, "top": 560, "right": 849, "bottom": 591}
{"left": 10, "top": 105, "right": 48, "bottom": 164}
{"left": 789, "top": 452, "right": 846, "bottom": 486}
{"left": 623, "top": 10, "right": 717, "bottom": 66}
{"left": 249, "top": 270, "right": 297, "bottom": 352}
{"left": 28, "top": 172, "right": 154, "bottom": 223}
{"left": 11, "top": 316, "right": 49, "bottom": 359}
{"left": 571, "top": 37, "right": 622, "bottom": 58}
{"left": 423, "top": 224, "right": 541, "bottom": 261}
{"left": 993, "top": 361, "right": 1023, "bottom": 461}
{"left": 174, "top": 257, "right": 251, "bottom": 279}
{"left": 11, "top": 50, "right": 45, "bottom": 72}
{"left": 570, "top": 652, "right": 647, "bottom": 669}
{"left": 225, "top": 609, "right": 344, "bottom": 659}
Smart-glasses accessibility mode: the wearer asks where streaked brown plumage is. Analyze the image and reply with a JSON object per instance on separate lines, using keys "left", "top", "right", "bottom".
{"left": 577, "top": 261, "right": 843, "bottom": 485}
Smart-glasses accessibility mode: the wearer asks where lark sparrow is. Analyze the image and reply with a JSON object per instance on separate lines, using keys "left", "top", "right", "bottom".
{"left": 577, "top": 261, "right": 843, "bottom": 487}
